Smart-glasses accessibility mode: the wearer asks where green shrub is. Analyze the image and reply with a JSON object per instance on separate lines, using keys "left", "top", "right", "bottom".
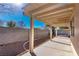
{"left": 7, "top": 21, "right": 16, "bottom": 27}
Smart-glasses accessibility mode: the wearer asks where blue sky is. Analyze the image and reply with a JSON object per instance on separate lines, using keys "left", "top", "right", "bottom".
{"left": 0, "top": 3, "right": 45, "bottom": 28}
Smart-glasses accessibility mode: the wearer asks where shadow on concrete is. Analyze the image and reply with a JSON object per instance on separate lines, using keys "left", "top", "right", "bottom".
{"left": 30, "top": 52, "right": 36, "bottom": 56}
{"left": 51, "top": 40, "right": 71, "bottom": 46}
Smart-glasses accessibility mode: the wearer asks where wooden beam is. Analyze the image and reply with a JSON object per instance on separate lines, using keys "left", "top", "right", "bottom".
{"left": 33, "top": 4, "right": 64, "bottom": 15}
{"left": 44, "top": 20, "right": 70, "bottom": 27}
{"left": 33, "top": 4, "right": 74, "bottom": 17}
{"left": 29, "top": 15, "right": 34, "bottom": 53}
{"left": 45, "top": 12, "right": 72, "bottom": 20}
{"left": 39, "top": 15, "right": 71, "bottom": 26}
{"left": 36, "top": 7, "right": 73, "bottom": 20}
{"left": 29, "top": 4, "right": 54, "bottom": 15}
{"left": 39, "top": 13, "right": 72, "bottom": 22}
{"left": 24, "top": 3, "right": 46, "bottom": 15}
{"left": 35, "top": 10, "right": 73, "bottom": 21}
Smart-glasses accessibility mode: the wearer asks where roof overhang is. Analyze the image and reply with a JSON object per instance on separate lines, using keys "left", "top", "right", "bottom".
{"left": 24, "top": 3, "right": 75, "bottom": 27}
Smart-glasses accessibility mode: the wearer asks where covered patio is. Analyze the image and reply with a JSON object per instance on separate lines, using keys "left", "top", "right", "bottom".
{"left": 18, "top": 3, "right": 75, "bottom": 56}
{"left": 18, "top": 36, "right": 74, "bottom": 56}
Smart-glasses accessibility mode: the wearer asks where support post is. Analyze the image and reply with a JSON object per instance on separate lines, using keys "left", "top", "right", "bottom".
{"left": 55, "top": 27, "right": 58, "bottom": 37}
{"left": 29, "top": 15, "right": 34, "bottom": 53}
{"left": 49, "top": 26, "right": 52, "bottom": 40}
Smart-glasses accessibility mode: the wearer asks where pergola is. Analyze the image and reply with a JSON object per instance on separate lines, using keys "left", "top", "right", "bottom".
{"left": 24, "top": 3, "right": 74, "bottom": 53}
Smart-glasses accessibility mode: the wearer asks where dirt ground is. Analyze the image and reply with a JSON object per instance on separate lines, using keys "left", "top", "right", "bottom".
{"left": 0, "top": 27, "right": 49, "bottom": 56}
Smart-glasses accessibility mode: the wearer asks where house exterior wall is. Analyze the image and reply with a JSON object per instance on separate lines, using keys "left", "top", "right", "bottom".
{"left": 71, "top": 4, "right": 79, "bottom": 55}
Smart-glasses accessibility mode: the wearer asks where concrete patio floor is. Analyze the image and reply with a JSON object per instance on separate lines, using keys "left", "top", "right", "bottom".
{"left": 19, "top": 36, "right": 74, "bottom": 56}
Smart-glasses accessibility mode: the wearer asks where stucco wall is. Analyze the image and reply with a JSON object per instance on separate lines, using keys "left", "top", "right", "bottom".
{"left": 71, "top": 4, "right": 79, "bottom": 55}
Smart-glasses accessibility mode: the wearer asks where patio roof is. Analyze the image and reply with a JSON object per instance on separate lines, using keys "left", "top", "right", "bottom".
{"left": 24, "top": 3, "right": 75, "bottom": 53}
{"left": 24, "top": 3, "right": 74, "bottom": 27}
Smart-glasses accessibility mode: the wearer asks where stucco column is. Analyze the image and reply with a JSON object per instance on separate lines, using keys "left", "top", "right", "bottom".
{"left": 29, "top": 15, "right": 34, "bottom": 53}
{"left": 49, "top": 26, "right": 52, "bottom": 40}
{"left": 55, "top": 27, "right": 58, "bottom": 37}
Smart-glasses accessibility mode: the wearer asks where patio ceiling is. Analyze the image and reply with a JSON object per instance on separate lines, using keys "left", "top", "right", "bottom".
{"left": 24, "top": 3, "right": 75, "bottom": 27}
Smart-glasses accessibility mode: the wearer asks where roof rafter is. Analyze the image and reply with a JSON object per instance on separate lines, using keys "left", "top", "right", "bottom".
{"left": 33, "top": 4, "right": 74, "bottom": 17}
{"left": 30, "top": 4, "right": 56, "bottom": 14}
{"left": 37, "top": 10, "right": 73, "bottom": 20}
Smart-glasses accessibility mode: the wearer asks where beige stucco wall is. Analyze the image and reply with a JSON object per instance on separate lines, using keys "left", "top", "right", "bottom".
{"left": 71, "top": 4, "right": 79, "bottom": 56}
